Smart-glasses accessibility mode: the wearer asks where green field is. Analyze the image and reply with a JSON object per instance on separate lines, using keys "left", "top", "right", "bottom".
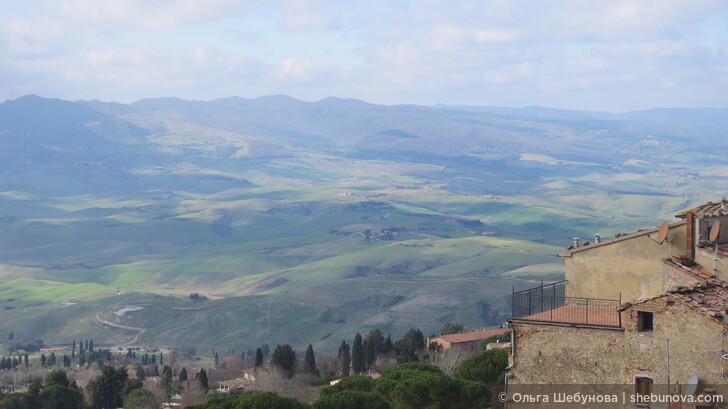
{"left": 0, "top": 96, "right": 725, "bottom": 355}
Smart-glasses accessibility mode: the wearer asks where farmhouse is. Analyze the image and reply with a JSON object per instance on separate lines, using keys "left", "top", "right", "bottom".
{"left": 508, "top": 199, "right": 728, "bottom": 390}
{"left": 427, "top": 328, "right": 510, "bottom": 356}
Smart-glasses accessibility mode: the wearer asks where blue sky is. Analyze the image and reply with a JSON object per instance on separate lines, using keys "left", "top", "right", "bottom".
{"left": 1, "top": 0, "right": 727, "bottom": 111}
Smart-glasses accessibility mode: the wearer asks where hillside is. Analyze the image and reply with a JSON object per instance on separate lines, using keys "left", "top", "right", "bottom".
{"left": 0, "top": 95, "right": 726, "bottom": 353}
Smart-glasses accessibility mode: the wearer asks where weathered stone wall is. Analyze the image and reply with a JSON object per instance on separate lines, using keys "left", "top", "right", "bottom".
{"left": 511, "top": 297, "right": 725, "bottom": 385}
{"left": 564, "top": 224, "right": 687, "bottom": 302}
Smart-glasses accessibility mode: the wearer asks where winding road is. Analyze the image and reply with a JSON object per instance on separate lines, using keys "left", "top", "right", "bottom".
{"left": 95, "top": 311, "right": 147, "bottom": 348}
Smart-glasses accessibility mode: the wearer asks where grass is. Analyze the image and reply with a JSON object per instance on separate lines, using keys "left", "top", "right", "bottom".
{"left": 1, "top": 127, "right": 727, "bottom": 356}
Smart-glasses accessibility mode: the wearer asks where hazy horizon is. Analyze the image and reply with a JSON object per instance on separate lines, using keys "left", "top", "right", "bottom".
{"left": 2, "top": 1, "right": 727, "bottom": 112}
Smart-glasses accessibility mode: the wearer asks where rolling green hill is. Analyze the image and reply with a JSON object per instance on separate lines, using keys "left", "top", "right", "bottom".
{"left": 0, "top": 95, "right": 726, "bottom": 354}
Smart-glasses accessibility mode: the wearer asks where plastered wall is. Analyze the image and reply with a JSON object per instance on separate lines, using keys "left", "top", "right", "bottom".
{"left": 564, "top": 224, "right": 687, "bottom": 302}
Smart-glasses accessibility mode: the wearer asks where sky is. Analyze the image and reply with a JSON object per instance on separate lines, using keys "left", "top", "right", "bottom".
{"left": 1, "top": 0, "right": 727, "bottom": 112}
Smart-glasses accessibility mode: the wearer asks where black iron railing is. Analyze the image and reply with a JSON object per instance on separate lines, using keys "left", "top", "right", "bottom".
{"left": 512, "top": 281, "right": 622, "bottom": 328}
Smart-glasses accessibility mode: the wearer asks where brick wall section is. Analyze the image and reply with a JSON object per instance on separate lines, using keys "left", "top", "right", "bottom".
{"left": 511, "top": 297, "right": 725, "bottom": 385}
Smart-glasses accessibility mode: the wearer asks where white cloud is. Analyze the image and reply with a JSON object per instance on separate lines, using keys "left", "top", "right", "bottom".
{"left": 0, "top": 0, "right": 727, "bottom": 110}
{"left": 272, "top": 58, "right": 329, "bottom": 83}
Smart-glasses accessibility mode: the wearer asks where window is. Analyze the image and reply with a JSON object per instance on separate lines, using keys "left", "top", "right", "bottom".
{"left": 635, "top": 377, "right": 654, "bottom": 397}
{"left": 637, "top": 311, "right": 653, "bottom": 332}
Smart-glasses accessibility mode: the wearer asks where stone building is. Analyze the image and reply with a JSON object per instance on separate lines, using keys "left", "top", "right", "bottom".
{"left": 427, "top": 328, "right": 510, "bottom": 357}
{"left": 508, "top": 199, "right": 728, "bottom": 390}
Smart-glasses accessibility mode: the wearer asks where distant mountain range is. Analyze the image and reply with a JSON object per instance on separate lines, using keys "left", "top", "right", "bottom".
{"left": 436, "top": 103, "right": 728, "bottom": 134}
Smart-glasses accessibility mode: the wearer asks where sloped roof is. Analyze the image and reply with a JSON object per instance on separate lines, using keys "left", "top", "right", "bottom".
{"left": 623, "top": 281, "right": 728, "bottom": 324}
{"left": 662, "top": 257, "right": 715, "bottom": 280}
{"left": 436, "top": 328, "right": 509, "bottom": 344}
{"left": 680, "top": 198, "right": 728, "bottom": 218}
{"left": 560, "top": 220, "right": 685, "bottom": 257}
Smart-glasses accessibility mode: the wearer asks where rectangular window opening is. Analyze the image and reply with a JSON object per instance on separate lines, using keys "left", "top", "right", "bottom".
{"left": 637, "top": 311, "right": 653, "bottom": 332}
{"left": 635, "top": 377, "right": 654, "bottom": 397}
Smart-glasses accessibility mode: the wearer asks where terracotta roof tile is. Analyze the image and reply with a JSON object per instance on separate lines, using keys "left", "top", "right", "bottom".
{"left": 625, "top": 281, "right": 728, "bottom": 324}
{"left": 680, "top": 198, "right": 728, "bottom": 218}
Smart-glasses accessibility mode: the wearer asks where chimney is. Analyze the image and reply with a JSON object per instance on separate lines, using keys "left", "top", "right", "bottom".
{"left": 573, "top": 237, "right": 580, "bottom": 247}
{"left": 686, "top": 212, "right": 695, "bottom": 260}
{"left": 594, "top": 233, "right": 601, "bottom": 244}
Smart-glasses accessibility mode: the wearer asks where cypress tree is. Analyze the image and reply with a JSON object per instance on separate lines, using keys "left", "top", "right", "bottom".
{"left": 214, "top": 351, "right": 219, "bottom": 366}
{"left": 72, "top": 340, "right": 76, "bottom": 358}
{"left": 159, "top": 352, "right": 163, "bottom": 366}
{"left": 303, "top": 344, "right": 316, "bottom": 374}
{"left": 198, "top": 368, "right": 208, "bottom": 392}
{"left": 365, "top": 335, "right": 375, "bottom": 369}
{"left": 385, "top": 334, "right": 394, "bottom": 353}
{"left": 88, "top": 339, "right": 94, "bottom": 352}
{"left": 338, "top": 340, "right": 350, "bottom": 378}
{"left": 24, "top": 354, "right": 28, "bottom": 368}
{"left": 351, "top": 333, "right": 364, "bottom": 374}
{"left": 255, "top": 348, "right": 264, "bottom": 368}
{"left": 41, "top": 354, "right": 47, "bottom": 368}
{"left": 179, "top": 367, "right": 188, "bottom": 381}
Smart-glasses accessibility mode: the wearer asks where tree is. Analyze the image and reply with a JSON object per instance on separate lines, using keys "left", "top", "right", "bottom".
{"left": 384, "top": 335, "right": 393, "bottom": 354}
{"left": 351, "top": 333, "right": 364, "bottom": 374}
{"left": 338, "top": 340, "right": 350, "bottom": 378}
{"left": 159, "top": 353, "right": 163, "bottom": 366}
{"left": 313, "top": 390, "right": 390, "bottom": 409}
{"left": 255, "top": 348, "right": 264, "bottom": 368}
{"left": 198, "top": 368, "right": 208, "bottom": 392}
{"left": 186, "top": 391, "right": 308, "bottom": 409}
{"left": 46, "top": 369, "right": 70, "bottom": 387}
{"left": 367, "top": 329, "right": 386, "bottom": 354}
{"left": 41, "top": 354, "right": 47, "bottom": 368}
{"left": 365, "top": 337, "right": 375, "bottom": 370}
{"left": 270, "top": 344, "right": 296, "bottom": 378}
{"left": 303, "top": 344, "right": 316, "bottom": 374}
{"left": 179, "top": 367, "right": 188, "bottom": 381}
{"left": 441, "top": 322, "right": 465, "bottom": 335}
{"left": 318, "top": 375, "right": 376, "bottom": 398}
{"left": 403, "top": 328, "right": 425, "bottom": 350}
{"left": 134, "top": 364, "right": 146, "bottom": 380}
{"left": 396, "top": 344, "right": 418, "bottom": 364}
{"left": 123, "top": 388, "right": 157, "bottom": 409}
{"left": 89, "top": 339, "right": 94, "bottom": 352}
{"left": 214, "top": 351, "right": 218, "bottom": 366}
{"left": 159, "top": 365, "right": 173, "bottom": 400}
{"left": 86, "top": 365, "right": 129, "bottom": 409}
{"left": 375, "top": 362, "right": 490, "bottom": 409}
{"left": 39, "top": 384, "right": 84, "bottom": 409}
{"left": 454, "top": 349, "right": 508, "bottom": 385}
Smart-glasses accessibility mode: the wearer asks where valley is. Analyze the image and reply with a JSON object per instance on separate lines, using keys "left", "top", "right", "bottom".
{"left": 0, "top": 95, "right": 726, "bottom": 355}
